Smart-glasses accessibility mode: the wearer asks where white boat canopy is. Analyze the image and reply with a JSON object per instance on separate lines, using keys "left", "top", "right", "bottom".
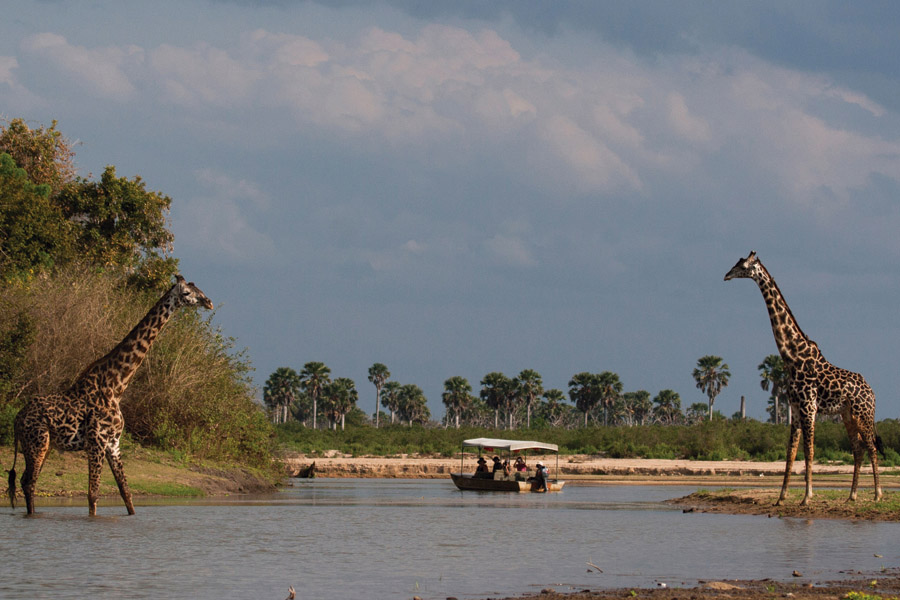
{"left": 461, "top": 438, "right": 558, "bottom": 453}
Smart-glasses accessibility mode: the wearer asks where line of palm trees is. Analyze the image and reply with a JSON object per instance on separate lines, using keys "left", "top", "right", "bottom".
{"left": 263, "top": 353, "right": 789, "bottom": 429}
{"left": 262, "top": 362, "right": 430, "bottom": 429}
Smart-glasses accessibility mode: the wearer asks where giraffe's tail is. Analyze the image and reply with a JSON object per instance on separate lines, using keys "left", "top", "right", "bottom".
{"left": 6, "top": 429, "right": 18, "bottom": 509}
{"left": 875, "top": 433, "right": 886, "bottom": 460}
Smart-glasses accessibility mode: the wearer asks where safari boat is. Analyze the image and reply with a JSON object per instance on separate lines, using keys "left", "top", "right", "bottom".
{"left": 450, "top": 437, "right": 565, "bottom": 493}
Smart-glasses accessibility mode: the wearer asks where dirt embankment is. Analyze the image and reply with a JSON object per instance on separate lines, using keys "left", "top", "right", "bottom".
{"left": 282, "top": 453, "right": 875, "bottom": 482}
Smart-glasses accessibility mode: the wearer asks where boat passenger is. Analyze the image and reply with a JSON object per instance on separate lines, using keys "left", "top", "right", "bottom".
{"left": 533, "top": 461, "right": 548, "bottom": 492}
{"left": 475, "top": 457, "right": 490, "bottom": 478}
{"left": 491, "top": 456, "right": 504, "bottom": 476}
{"left": 514, "top": 456, "right": 527, "bottom": 472}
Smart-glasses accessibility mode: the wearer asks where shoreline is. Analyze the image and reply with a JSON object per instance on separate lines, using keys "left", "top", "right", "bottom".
{"left": 283, "top": 453, "right": 898, "bottom": 484}
{"left": 486, "top": 574, "right": 900, "bottom": 600}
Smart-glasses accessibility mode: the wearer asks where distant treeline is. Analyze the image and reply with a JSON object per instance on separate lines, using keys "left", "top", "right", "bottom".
{"left": 277, "top": 419, "right": 900, "bottom": 466}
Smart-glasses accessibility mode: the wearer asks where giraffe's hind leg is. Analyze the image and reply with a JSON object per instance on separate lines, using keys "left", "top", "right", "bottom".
{"left": 862, "top": 426, "right": 883, "bottom": 502}
{"left": 105, "top": 443, "right": 135, "bottom": 515}
{"left": 842, "top": 410, "right": 863, "bottom": 502}
{"left": 21, "top": 431, "right": 50, "bottom": 516}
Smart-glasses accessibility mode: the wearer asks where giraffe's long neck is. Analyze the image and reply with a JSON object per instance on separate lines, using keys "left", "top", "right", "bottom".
{"left": 754, "top": 265, "right": 819, "bottom": 365}
{"left": 78, "top": 286, "right": 179, "bottom": 399}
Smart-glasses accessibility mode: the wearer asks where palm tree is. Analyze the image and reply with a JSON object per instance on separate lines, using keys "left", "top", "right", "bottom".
{"left": 321, "top": 377, "right": 358, "bottom": 430}
{"left": 398, "top": 383, "right": 430, "bottom": 426}
{"left": 758, "top": 354, "right": 789, "bottom": 424}
{"left": 480, "top": 372, "right": 511, "bottom": 429}
{"left": 692, "top": 355, "right": 731, "bottom": 420}
{"left": 442, "top": 376, "right": 473, "bottom": 429}
{"left": 381, "top": 381, "right": 402, "bottom": 425}
{"left": 515, "top": 369, "right": 543, "bottom": 429}
{"left": 685, "top": 402, "right": 710, "bottom": 425}
{"left": 539, "top": 388, "right": 568, "bottom": 428}
{"left": 597, "top": 371, "right": 623, "bottom": 427}
{"left": 568, "top": 372, "right": 599, "bottom": 427}
{"left": 299, "top": 361, "right": 331, "bottom": 430}
{"left": 623, "top": 390, "right": 652, "bottom": 426}
{"left": 367, "top": 363, "right": 390, "bottom": 428}
{"left": 652, "top": 389, "right": 682, "bottom": 424}
{"left": 262, "top": 367, "right": 301, "bottom": 424}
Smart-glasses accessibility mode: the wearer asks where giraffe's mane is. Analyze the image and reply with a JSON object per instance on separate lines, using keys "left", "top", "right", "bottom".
{"left": 72, "top": 282, "right": 178, "bottom": 383}
{"left": 757, "top": 260, "right": 815, "bottom": 345}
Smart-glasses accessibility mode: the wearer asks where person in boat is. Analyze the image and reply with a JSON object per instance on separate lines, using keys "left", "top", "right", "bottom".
{"left": 491, "top": 456, "right": 504, "bottom": 477}
{"left": 513, "top": 456, "right": 527, "bottom": 480}
{"left": 532, "top": 461, "right": 548, "bottom": 492}
{"left": 474, "top": 457, "right": 490, "bottom": 478}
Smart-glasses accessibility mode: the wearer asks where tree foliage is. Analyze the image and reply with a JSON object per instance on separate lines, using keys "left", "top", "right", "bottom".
{"left": 0, "top": 119, "right": 176, "bottom": 289}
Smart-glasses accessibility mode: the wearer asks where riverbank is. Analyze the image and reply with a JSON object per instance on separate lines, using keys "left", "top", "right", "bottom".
{"left": 0, "top": 445, "right": 279, "bottom": 500}
{"left": 283, "top": 452, "right": 899, "bottom": 485}
{"left": 489, "top": 575, "right": 900, "bottom": 600}
{"left": 670, "top": 487, "right": 900, "bottom": 521}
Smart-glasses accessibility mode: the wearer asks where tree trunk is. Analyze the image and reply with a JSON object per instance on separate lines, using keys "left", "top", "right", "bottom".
{"left": 341, "top": 413, "right": 345, "bottom": 431}
{"left": 527, "top": 402, "right": 531, "bottom": 428}
{"left": 455, "top": 413, "right": 459, "bottom": 429}
{"left": 740, "top": 395, "right": 745, "bottom": 420}
{"left": 313, "top": 396, "right": 317, "bottom": 430}
{"left": 375, "top": 389, "right": 380, "bottom": 428}
{"left": 494, "top": 409, "right": 499, "bottom": 429}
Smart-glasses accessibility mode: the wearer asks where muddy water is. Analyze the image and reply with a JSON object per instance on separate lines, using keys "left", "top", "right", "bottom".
{"left": 2, "top": 480, "right": 897, "bottom": 600}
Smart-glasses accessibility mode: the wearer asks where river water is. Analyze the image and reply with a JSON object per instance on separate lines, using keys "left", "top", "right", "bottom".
{"left": 2, "top": 479, "right": 897, "bottom": 600}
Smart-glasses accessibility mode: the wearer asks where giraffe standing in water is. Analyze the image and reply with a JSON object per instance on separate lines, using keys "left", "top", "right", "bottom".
{"left": 6, "top": 275, "right": 213, "bottom": 515}
{"left": 724, "top": 251, "right": 882, "bottom": 506}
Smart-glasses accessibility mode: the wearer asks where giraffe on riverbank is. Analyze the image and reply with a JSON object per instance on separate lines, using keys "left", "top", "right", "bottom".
{"left": 6, "top": 275, "right": 213, "bottom": 515}
{"left": 724, "top": 251, "right": 882, "bottom": 506}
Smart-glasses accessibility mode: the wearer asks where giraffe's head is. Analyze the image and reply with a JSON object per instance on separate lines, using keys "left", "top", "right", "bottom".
{"left": 172, "top": 275, "right": 214, "bottom": 310}
{"left": 724, "top": 251, "right": 762, "bottom": 282}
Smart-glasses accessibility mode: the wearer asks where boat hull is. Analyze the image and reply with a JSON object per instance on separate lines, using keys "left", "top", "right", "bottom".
{"left": 450, "top": 473, "right": 565, "bottom": 493}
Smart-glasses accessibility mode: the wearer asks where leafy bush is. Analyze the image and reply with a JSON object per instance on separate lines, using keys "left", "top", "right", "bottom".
{"left": 0, "top": 268, "right": 275, "bottom": 467}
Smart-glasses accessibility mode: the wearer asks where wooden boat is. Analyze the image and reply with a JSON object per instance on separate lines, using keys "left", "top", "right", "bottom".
{"left": 450, "top": 437, "right": 566, "bottom": 493}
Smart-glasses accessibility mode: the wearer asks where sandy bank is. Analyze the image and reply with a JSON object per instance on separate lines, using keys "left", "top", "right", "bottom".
{"left": 282, "top": 454, "right": 896, "bottom": 486}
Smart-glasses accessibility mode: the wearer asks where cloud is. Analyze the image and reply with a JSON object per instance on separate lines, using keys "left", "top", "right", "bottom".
{"left": 21, "top": 33, "right": 141, "bottom": 100}
{"left": 12, "top": 21, "right": 900, "bottom": 209}
{"left": 0, "top": 56, "right": 17, "bottom": 86}
{"left": 175, "top": 168, "right": 277, "bottom": 264}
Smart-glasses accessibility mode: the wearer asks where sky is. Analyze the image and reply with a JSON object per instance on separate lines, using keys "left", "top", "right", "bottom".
{"left": 4, "top": 1, "right": 900, "bottom": 422}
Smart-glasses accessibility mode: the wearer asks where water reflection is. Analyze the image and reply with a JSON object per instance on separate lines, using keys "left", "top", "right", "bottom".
{"left": 2, "top": 479, "right": 896, "bottom": 600}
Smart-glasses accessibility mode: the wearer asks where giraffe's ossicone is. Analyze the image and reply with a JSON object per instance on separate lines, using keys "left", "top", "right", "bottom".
{"left": 725, "top": 251, "right": 883, "bottom": 506}
{"left": 5, "top": 275, "right": 213, "bottom": 516}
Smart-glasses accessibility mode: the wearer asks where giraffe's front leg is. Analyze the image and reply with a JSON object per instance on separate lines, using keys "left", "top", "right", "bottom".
{"left": 776, "top": 414, "right": 801, "bottom": 506}
{"left": 87, "top": 444, "right": 104, "bottom": 516}
{"left": 798, "top": 405, "right": 817, "bottom": 507}
{"left": 105, "top": 439, "right": 135, "bottom": 515}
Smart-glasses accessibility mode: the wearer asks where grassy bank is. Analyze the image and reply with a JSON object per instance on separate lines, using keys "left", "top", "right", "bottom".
{"left": 0, "top": 442, "right": 282, "bottom": 503}
{"left": 674, "top": 487, "right": 900, "bottom": 520}
{"left": 276, "top": 419, "right": 900, "bottom": 465}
